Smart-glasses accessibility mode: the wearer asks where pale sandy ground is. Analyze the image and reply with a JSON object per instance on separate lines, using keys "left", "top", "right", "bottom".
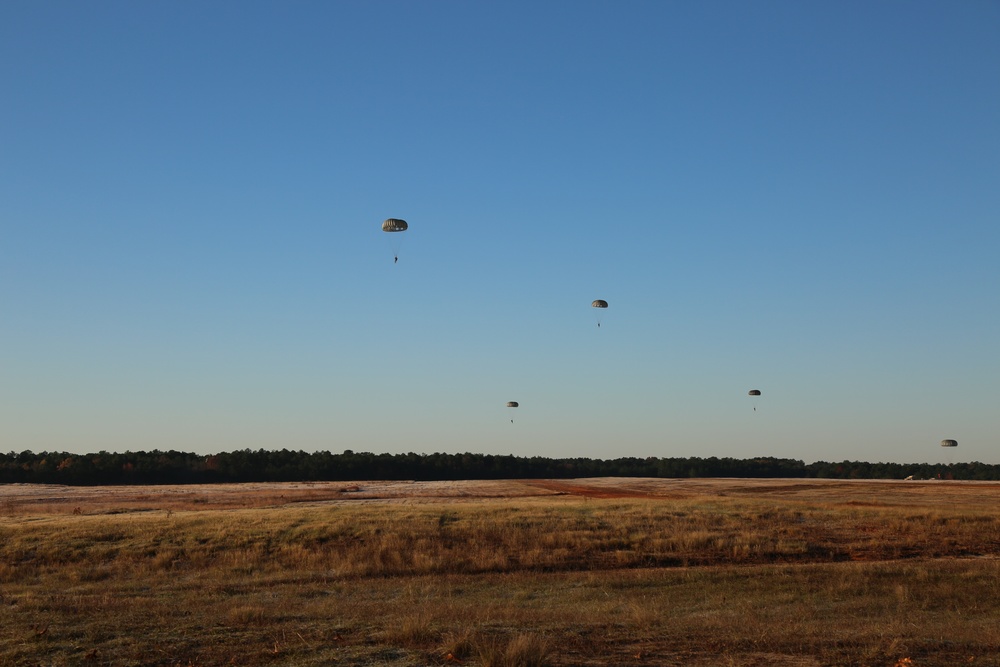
{"left": 3, "top": 476, "right": 1000, "bottom": 515}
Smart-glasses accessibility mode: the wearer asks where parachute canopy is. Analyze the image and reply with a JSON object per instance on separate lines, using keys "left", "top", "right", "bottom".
{"left": 748, "top": 390, "right": 761, "bottom": 396}
{"left": 592, "top": 300, "right": 608, "bottom": 308}
{"left": 506, "top": 401, "right": 519, "bottom": 408}
{"left": 941, "top": 439, "right": 958, "bottom": 448}
{"left": 382, "top": 218, "right": 408, "bottom": 232}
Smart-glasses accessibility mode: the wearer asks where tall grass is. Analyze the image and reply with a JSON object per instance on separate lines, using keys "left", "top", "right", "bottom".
{"left": 4, "top": 497, "right": 997, "bottom": 583}
{"left": 2, "top": 484, "right": 1000, "bottom": 665}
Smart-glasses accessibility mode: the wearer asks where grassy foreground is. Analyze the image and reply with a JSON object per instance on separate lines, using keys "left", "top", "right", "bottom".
{"left": 2, "top": 479, "right": 1000, "bottom": 666}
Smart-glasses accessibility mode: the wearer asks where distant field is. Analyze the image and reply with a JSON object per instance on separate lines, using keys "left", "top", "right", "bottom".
{"left": 2, "top": 478, "right": 999, "bottom": 666}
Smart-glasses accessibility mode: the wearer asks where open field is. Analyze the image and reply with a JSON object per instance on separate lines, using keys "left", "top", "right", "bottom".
{"left": 2, "top": 477, "right": 1000, "bottom": 666}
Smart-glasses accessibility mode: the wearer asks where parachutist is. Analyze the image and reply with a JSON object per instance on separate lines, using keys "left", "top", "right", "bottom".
{"left": 592, "top": 299, "right": 608, "bottom": 328}
{"left": 382, "top": 218, "right": 407, "bottom": 263}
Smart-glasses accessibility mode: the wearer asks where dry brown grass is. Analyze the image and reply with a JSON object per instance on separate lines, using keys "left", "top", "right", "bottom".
{"left": 2, "top": 478, "right": 1000, "bottom": 666}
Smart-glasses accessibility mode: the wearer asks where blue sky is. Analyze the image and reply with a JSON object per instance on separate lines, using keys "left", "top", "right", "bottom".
{"left": 2, "top": 1, "right": 998, "bottom": 464}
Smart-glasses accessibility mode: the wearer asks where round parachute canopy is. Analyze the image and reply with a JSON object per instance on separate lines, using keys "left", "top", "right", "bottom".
{"left": 941, "top": 439, "right": 958, "bottom": 447}
{"left": 748, "top": 390, "right": 762, "bottom": 396}
{"left": 506, "top": 401, "right": 519, "bottom": 408}
{"left": 591, "top": 299, "right": 609, "bottom": 308}
{"left": 382, "top": 218, "right": 408, "bottom": 232}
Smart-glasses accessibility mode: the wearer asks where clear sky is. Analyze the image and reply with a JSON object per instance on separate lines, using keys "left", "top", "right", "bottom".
{"left": 2, "top": 1, "right": 998, "bottom": 464}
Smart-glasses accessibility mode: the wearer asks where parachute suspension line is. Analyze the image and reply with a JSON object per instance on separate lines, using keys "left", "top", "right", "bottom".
{"left": 382, "top": 218, "right": 407, "bottom": 264}
{"left": 592, "top": 299, "right": 608, "bottom": 329}
{"left": 506, "top": 401, "right": 519, "bottom": 425}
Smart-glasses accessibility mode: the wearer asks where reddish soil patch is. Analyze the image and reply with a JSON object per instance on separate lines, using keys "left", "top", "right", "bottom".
{"left": 526, "top": 479, "right": 662, "bottom": 499}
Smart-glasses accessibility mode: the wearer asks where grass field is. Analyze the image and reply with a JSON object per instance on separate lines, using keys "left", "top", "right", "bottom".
{"left": 2, "top": 477, "right": 1000, "bottom": 666}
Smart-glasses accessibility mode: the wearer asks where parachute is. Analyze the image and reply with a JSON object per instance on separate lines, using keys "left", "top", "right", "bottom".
{"left": 507, "top": 401, "right": 518, "bottom": 423}
{"left": 748, "top": 389, "right": 761, "bottom": 412}
{"left": 381, "top": 218, "right": 408, "bottom": 232}
{"left": 941, "top": 439, "right": 958, "bottom": 447}
{"left": 591, "top": 299, "right": 608, "bottom": 327}
{"left": 381, "top": 218, "right": 408, "bottom": 263}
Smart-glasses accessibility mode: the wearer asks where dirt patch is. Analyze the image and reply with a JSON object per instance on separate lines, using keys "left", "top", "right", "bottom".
{"left": 526, "top": 479, "right": 655, "bottom": 499}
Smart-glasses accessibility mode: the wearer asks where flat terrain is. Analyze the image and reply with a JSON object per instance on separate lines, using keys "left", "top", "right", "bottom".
{"left": 3, "top": 477, "right": 1000, "bottom": 666}
{"left": 7, "top": 475, "right": 1000, "bottom": 512}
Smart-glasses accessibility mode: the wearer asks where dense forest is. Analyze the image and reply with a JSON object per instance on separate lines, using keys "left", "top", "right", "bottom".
{"left": 0, "top": 449, "right": 994, "bottom": 485}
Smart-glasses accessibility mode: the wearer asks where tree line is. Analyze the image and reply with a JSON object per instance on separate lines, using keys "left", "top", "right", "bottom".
{"left": 0, "top": 449, "right": 993, "bottom": 485}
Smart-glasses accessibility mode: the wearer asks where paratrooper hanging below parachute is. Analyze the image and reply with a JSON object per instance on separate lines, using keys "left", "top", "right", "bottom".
{"left": 941, "top": 439, "right": 958, "bottom": 467}
{"left": 381, "top": 218, "right": 408, "bottom": 263}
{"left": 592, "top": 300, "right": 608, "bottom": 327}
